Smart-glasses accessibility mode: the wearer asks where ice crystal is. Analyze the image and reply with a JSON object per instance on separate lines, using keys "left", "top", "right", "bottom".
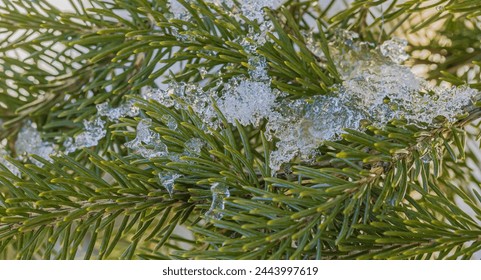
{"left": 337, "top": 62, "right": 421, "bottom": 125}
{"left": 216, "top": 56, "right": 277, "bottom": 126}
{"left": 265, "top": 30, "right": 479, "bottom": 173}
{"left": 15, "top": 121, "right": 55, "bottom": 166}
{"left": 63, "top": 137, "right": 75, "bottom": 154}
{"left": 248, "top": 56, "right": 269, "bottom": 81}
{"left": 142, "top": 83, "right": 219, "bottom": 130}
{"left": 239, "top": 0, "right": 285, "bottom": 22}
{"left": 205, "top": 183, "right": 230, "bottom": 221}
{"left": 172, "top": 82, "right": 220, "bottom": 128}
{"left": 305, "top": 32, "right": 326, "bottom": 59}
{"left": 96, "top": 100, "right": 139, "bottom": 121}
{"left": 327, "top": 31, "right": 373, "bottom": 78}
{"left": 64, "top": 118, "right": 106, "bottom": 154}
{"left": 240, "top": 21, "right": 275, "bottom": 53}
{"left": 217, "top": 79, "right": 276, "bottom": 127}
{"left": 408, "top": 85, "right": 477, "bottom": 124}
{"left": 125, "top": 119, "right": 168, "bottom": 159}
{"left": 141, "top": 87, "right": 175, "bottom": 108}
{"left": 379, "top": 37, "right": 409, "bottom": 64}
{"left": 142, "top": 73, "right": 273, "bottom": 139}
{"left": 168, "top": 153, "right": 182, "bottom": 162}
{"left": 267, "top": 96, "right": 364, "bottom": 172}
{"left": 329, "top": 32, "right": 478, "bottom": 127}
{"left": 171, "top": 26, "right": 192, "bottom": 42}
{"left": 336, "top": 29, "right": 361, "bottom": 50}
{"left": 159, "top": 171, "right": 182, "bottom": 197}
{"left": 184, "top": 138, "right": 205, "bottom": 156}
{"left": 0, "top": 141, "right": 20, "bottom": 176}
{"left": 168, "top": 0, "right": 189, "bottom": 20}
{"left": 161, "top": 114, "right": 178, "bottom": 130}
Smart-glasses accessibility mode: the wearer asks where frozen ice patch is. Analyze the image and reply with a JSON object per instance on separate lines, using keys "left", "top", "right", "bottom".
{"left": 218, "top": 79, "right": 276, "bottom": 127}
{"left": 64, "top": 118, "right": 106, "bottom": 154}
{"left": 379, "top": 37, "right": 409, "bottom": 64}
{"left": 205, "top": 182, "right": 230, "bottom": 221}
{"left": 125, "top": 118, "right": 168, "bottom": 159}
{"left": 96, "top": 100, "right": 139, "bottom": 121}
{"left": 159, "top": 171, "right": 182, "bottom": 197}
{"left": 15, "top": 121, "right": 55, "bottom": 167}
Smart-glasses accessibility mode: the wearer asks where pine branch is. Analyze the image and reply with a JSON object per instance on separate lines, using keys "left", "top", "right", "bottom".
{"left": 1, "top": 0, "right": 481, "bottom": 260}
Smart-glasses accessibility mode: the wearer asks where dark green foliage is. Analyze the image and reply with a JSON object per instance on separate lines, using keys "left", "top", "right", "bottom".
{"left": 1, "top": 0, "right": 481, "bottom": 259}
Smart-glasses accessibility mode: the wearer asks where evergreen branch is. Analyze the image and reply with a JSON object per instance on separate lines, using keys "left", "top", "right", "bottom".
{"left": 1, "top": 0, "right": 481, "bottom": 260}
{"left": 0, "top": 151, "right": 196, "bottom": 259}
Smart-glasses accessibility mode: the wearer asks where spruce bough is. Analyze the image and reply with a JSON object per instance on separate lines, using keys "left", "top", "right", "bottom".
{"left": 1, "top": 0, "right": 481, "bottom": 260}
